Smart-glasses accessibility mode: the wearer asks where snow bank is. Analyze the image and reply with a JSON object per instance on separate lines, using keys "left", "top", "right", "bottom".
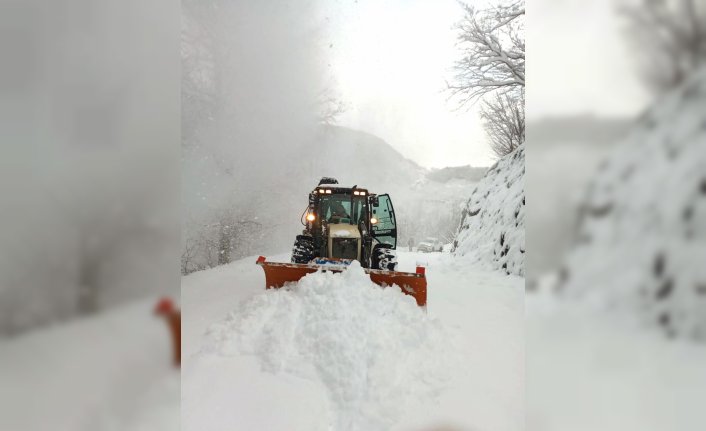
{"left": 562, "top": 68, "right": 706, "bottom": 340}
{"left": 453, "top": 146, "right": 525, "bottom": 276}
{"left": 201, "top": 261, "right": 456, "bottom": 431}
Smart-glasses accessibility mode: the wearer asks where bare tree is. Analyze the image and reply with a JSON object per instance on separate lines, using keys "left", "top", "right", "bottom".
{"left": 215, "top": 213, "right": 263, "bottom": 265}
{"left": 181, "top": 238, "right": 205, "bottom": 275}
{"left": 621, "top": 0, "right": 706, "bottom": 92}
{"left": 448, "top": 1, "right": 525, "bottom": 158}
{"left": 481, "top": 90, "right": 525, "bottom": 157}
{"left": 448, "top": 1, "right": 525, "bottom": 107}
{"left": 181, "top": 208, "right": 265, "bottom": 275}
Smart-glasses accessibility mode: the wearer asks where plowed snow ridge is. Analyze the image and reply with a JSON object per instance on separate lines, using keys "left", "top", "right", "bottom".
{"left": 202, "top": 261, "right": 457, "bottom": 430}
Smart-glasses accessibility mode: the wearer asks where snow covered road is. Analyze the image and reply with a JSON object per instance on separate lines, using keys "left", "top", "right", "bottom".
{"left": 182, "top": 251, "right": 524, "bottom": 431}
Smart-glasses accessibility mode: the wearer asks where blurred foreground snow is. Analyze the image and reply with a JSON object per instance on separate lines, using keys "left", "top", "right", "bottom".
{"left": 528, "top": 289, "right": 706, "bottom": 431}
{"left": 0, "top": 300, "right": 180, "bottom": 431}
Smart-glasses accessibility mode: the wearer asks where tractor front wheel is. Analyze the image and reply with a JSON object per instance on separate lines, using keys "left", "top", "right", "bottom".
{"left": 371, "top": 244, "right": 398, "bottom": 271}
{"left": 291, "top": 235, "right": 315, "bottom": 264}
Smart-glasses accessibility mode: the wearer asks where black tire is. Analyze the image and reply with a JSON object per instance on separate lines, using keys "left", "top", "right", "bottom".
{"left": 291, "top": 235, "right": 315, "bottom": 263}
{"left": 371, "top": 244, "right": 398, "bottom": 271}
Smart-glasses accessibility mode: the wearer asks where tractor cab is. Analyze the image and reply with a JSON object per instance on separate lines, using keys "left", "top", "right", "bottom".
{"left": 293, "top": 178, "right": 398, "bottom": 270}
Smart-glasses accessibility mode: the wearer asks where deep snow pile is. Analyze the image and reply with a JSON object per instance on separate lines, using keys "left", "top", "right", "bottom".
{"left": 453, "top": 146, "right": 525, "bottom": 276}
{"left": 200, "top": 261, "right": 456, "bottom": 431}
{"left": 561, "top": 69, "right": 706, "bottom": 340}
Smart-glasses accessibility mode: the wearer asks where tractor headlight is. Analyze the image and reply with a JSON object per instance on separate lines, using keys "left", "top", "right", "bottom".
{"left": 370, "top": 217, "right": 378, "bottom": 224}
{"left": 306, "top": 213, "right": 315, "bottom": 222}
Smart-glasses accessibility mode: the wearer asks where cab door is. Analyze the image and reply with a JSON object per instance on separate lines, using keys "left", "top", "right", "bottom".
{"left": 371, "top": 194, "right": 397, "bottom": 249}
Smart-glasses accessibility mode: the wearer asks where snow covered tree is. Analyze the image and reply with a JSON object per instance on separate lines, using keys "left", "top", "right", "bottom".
{"left": 181, "top": 208, "right": 265, "bottom": 275}
{"left": 448, "top": 1, "right": 525, "bottom": 105}
{"left": 318, "top": 87, "right": 348, "bottom": 126}
{"left": 448, "top": 1, "right": 525, "bottom": 158}
{"left": 621, "top": 0, "right": 706, "bottom": 93}
{"left": 480, "top": 89, "right": 525, "bottom": 157}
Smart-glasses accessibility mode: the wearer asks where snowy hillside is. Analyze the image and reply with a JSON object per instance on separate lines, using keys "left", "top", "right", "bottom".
{"left": 426, "top": 164, "right": 488, "bottom": 183}
{"left": 453, "top": 146, "right": 525, "bottom": 276}
{"left": 0, "top": 300, "right": 179, "bottom": 430}
{"left": 560, "top": 69, "right": 706, "bottom": 340}
{"left": 183, "top": 252, "right": 524, "bottom": 431}
{"left": 311, "top": 126, "right": 423, "bottom": 189}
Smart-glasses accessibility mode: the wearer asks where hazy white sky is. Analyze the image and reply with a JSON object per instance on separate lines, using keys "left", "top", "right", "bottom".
{"left": 326, "top": 0, "right": 492, "bottom": 169}
{"left": 527, "top": 0, "right": 650, "bottom": 119}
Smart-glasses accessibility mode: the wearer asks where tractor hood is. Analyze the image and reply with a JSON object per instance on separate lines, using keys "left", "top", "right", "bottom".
{"left": 327, "top": 224, "right": 362, "bottom": 260}
{"left": 329, "top": 224, "right": 361, "bottom": 239}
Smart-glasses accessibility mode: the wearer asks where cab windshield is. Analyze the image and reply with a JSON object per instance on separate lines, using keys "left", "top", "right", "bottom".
{"left": 320, "top": 195, "right": 366, "bottom": 224}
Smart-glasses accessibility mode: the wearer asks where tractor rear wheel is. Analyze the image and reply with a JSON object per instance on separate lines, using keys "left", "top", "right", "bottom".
{"left": 291, "top": 235, "right": 315, "bottom": 264}
{"left": 371, "top": 244, "right": 398, "bottom": 271}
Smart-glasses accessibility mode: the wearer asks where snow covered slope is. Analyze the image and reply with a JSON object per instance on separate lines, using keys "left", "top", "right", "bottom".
{"left": 453, "top": 146, "right": 525, "bottom": 276}
{"left": 561, "top": 69, "right": 706, "bottom": 340}
{"left": 182, "top": 252, "right": 524, "bottom": 431}
{"left": 0, "top": 300, "right": 179, "bottom": 431}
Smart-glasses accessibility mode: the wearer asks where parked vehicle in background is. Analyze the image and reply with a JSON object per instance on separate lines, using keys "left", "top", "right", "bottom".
{"left": 417, "top": 237, "right": 443, "bottom": 253}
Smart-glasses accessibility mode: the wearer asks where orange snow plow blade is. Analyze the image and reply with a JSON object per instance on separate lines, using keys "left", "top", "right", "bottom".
{"left": 256, "top": 256, "right": 427, "bottom": 307}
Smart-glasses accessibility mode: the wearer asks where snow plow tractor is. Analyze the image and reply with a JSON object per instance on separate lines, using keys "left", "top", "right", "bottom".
{"left": 256, "top": 177, "right": 427, "bottom": 306}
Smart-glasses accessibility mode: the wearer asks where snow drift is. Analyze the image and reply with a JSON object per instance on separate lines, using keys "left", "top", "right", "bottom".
{"left": 200, "top": 261, "right": 456, "bottom": 431}
{"left": 453, "top": 146, "right": 525, "bottom": 276}
{"left": 561, "top": 68, "right": 706, "bottom": 340}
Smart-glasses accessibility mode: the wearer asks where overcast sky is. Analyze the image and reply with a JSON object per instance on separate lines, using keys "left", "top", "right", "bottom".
{"left": 326, "top": 0, "right": 490, "bottom": 169}
{"left": 527, "top": 0, "right": 650, "bottom": 120}
{"left": 324, "top": 0, "right": 650, "bottom": 169}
